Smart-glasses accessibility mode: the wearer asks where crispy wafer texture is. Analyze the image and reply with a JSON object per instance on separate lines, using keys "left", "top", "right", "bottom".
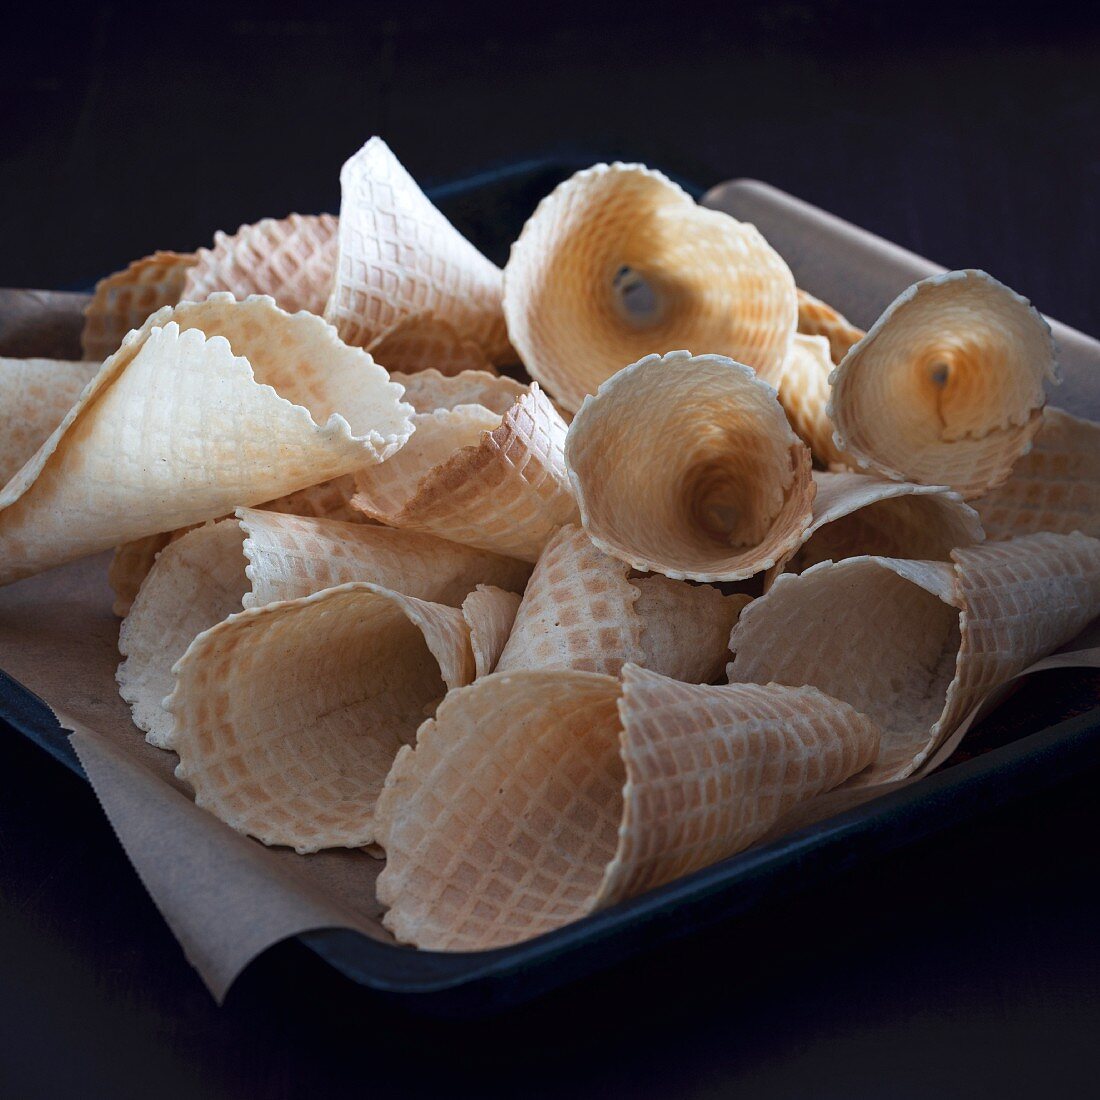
{"left": 495, "top": 524, "right": 744, "bottom": 681}
{"left": 729, "top": 533, "right": 1100, "bottom": 782}
{"left": 462, "top": 585, "right": 522, "bottom": 677}
{"left": 769, "top": 471, "right": 984, "bottom": 582}
{"left": 166, "top": 582, "right": 475, "bottom": 852}
{"left": 796, "top": 288, "right": 865, "bottom": 364}
{"left": 829, "top": 270, "right": 1057, "bottom": 498}
{"left": 374, "top": 667, "right": 878, "bottom": 950}
{"left": 324, "top": 138, "right": 508, "bottom": 361}
{"left": 81, "top": 251, "right": 198, "bottom": 362}
{"left": 566, "top": 351, "right": 814, "bottom": 582}
{"left": 369, "top": 313, "right": 496, "bottom": 375}
{"left": 0, "top": 294, "right": 413, "bottom": 586}
{"left": 973, "top": 408, "right": 1100, "bottom": 539}
{"left": 771, "top": 334, "right": 852, "bottom": 468}
{"left": 0, "top": 358, "right": 100, "bottom": 487}
{"left": 181, "top": 213, "right": 338, "bottom": 315}
{"left": 390, "top": 369, "right": 526, "bottom": 415}
{"left": 107, "top": 473, "right": 368, "bottom": 617}
{"left": 353, "top": 384, "right": 577, "bottom": 561}
{"left": 117, "top": 509, "right": 530, "bottom": 745}
{"left": 118, "top": 521, "right": 249, "bottom": 748}
{"left": 503, "top": 163, "right": 797, "bottom": 412}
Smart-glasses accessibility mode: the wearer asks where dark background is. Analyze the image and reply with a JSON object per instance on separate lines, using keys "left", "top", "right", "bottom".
{"left": 2, "top": 3, "right": 1100, "bottom": 1097}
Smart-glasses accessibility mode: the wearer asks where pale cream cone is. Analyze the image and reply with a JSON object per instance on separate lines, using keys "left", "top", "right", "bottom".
{"left": 181, "top": 213, "right": 338, "bottom": 315}
{"left": 796, "top": 288, "right": 864, "bottom": 364}
{"left": 324, "top": 138, "right": 509, "bottom": 360}
{"left": 81, "top": 251, "right": 197, "bottom": 362}
{"left": 107, "top": 473, "right": 369, "bottom": 617}
{"left": 565, "top": 351, "right": 814, "bottom": 582}
{"left": 0, "top": 357, "right": 100, "bottom": 487}
{"left": 494, "top": 524, "right": 745, "bottom": 681}
{"left": 503, "top": 163, "right": 797, "bottom": 413}
{"left": 729, "top": 532, "right": 1100, "bottom": 783}
{"left": 166, "top": 582, "right": 475, "bottom": 852}
{"left": 353, "top": 383, "right": 577, "bottom": 561}
{"left": 374, "top": 666, "right": 878, "bottom": 950}
{"left": 369, "top": 312, "right": 495, "bottom": 375}
{"left": 829, "top": 270, "right": 1057, "bottom": 498}
{"left": 771, "top": 333, "right": 852, "bottom": 469}
{"left": 766, "top": 470, "right": 984, "bottom": 584}
{"left": 0, "top": 294, "right": 412, "bottom": 586}
{"left": 972, "top": 408, "right": 1100, "bottom": 539}
{"left": 117, "top": 508, "right": 531, "bottom": 746}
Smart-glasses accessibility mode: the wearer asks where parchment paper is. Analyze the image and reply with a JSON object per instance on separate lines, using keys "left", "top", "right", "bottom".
{"left": 2, "top": 182, "right": 1098, "bottom": 1000}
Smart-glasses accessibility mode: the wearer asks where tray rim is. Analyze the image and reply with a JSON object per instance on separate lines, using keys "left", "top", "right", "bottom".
{"left": 1, "top": 161, "right": 1097, "bottom": 1008}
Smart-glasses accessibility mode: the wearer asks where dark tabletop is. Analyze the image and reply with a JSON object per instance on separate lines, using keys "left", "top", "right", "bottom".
{"left": 2, "top": 4, "right": 1100, "bottom": 1098}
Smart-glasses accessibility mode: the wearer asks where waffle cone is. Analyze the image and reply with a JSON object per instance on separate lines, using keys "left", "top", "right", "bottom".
{"left": 565, "top": 351, "right": 814, "bottom": 581}
{"left": 0, "top": 357, "right": 99, "bottom": 487}
{"left": 766, "top": 470, "right": 984, "bottom": 584}
{"left": 462, "top": 585, "right": 522, "bottom": 677}
{"left": 796, "top": 288, "right": 864, "bottom": 364}
{"left": 495, "top": 524, "right": 745, "bottom": 681}
{"left": 771, "top": 333, "right": 852, "bottom": 468}
{"left": 729, "top": 532, "right": 1100, "bottom": 783}
{"left": 503, "top": 163, "right": 797, "bottom": 413}
{"left": 107, "top": 473, "right": 369, "bottom": 617}
{"left": 390, "top": 368, "right": 525, "bottom": 415}
{"left": 181, "top": 213, "right": 338, "bottom": 315}
{"left": 117, "top": 508, "right": 530, "bottom": 745}
{"left": 973, "top": 408, "right": 1100, "bottom": 539}
{"left": 80, "top": 251, "right": 197, "bottom": 361}
{"left": 324, "top": 138, "right": 508, "bottom": 360}
{"left": 0, "top": 294, "right": 412, "bottom": 586}
{"left": 374, "top": 666, "right": 878, "bottom": 950}
{"left": 369, "top": 313, "right": 495, "bottom": 375}
{"left": 828, "top": 270, "right": 1057, "bottom": 498}
{"left": 166, "top": 582, "right": 475, "bottom": 852}
{"left": 353, "top": 384, "right": 577, "bottom": 561}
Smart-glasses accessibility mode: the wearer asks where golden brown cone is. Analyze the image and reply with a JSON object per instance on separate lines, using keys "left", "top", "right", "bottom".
{"left": 503, "top": 162, "right": 797, "bottom": 413}
{"left": 166, "top": 582, "right": 475, "bottom": 852}
{"left": 389, "top": 369, "right": 525, "bottom": 415}
{"left": 324, "top": 138, "right": 509, "bottom": 361}
{"left": 729, "top": 532, "right": 1100, "bottom": 783}
{"left": 107, "top": 473, "right": 369, "bottom": 618}
{"left": 771, "top": 334, "right": 853, "bottom": 468}
{"left": 353, "top": 384, "right": 577, "bottom": 561}
{"left": 828, "top": 270, "right": 1057, "bottom": 498}
{"left": 766, "top": 470, "right": 984, "bottom": 584}
{"left": 972, "top": 408, "right": 1100, "bottom": 539}
{"left": 181, "top": 213, "right": 338, "bottom": 315}
{"left": 494, "top": 524, "right": 745, "bottom": 681}
{"left": 462, "top": 585, "right": 522, "bottom": 677}
{"left": 369, "top": 312, "right": 495, "bottom": 375}
{"left": 796, "top": 288, "right": 865, "bottom": 364}
{"left": 565, "top": 351, "right": 814, "bottom": 582}
{"left": 0, "top": 357, "right": 100, "bottom": 487}
{"left": 374, "top": 666, "right": 879, "bottom": 950}
{"left": 0, "top": 294, "right": 412, "bottom": 586}
{"left": 80, "top": 251, "right": 197, "bottom": 361}
{"left": 117, "top": 508, "right": 531, "bottom": 746}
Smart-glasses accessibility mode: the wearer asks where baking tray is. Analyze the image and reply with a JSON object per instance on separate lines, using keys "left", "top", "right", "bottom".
{"left": 1, "top": 158, "right": 1098, "bottom": 1016}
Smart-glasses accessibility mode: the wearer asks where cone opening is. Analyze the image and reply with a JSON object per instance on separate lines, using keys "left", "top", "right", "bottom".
{"left": 172, "top": 589, "right": 449, "bottom": 852}
{"left": 568, "top": 354, "right": 808, "bottom": 578}
{"left": 832, "top": 271, "right": 1053, "bottom": 494}
{"left": 377, "top": 672, "right": 624, "bottom": 949}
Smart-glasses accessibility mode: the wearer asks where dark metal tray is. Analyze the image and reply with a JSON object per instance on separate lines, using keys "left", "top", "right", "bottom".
{"left": 2, "top": 159, "right": 1098, "bottom": 1016}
